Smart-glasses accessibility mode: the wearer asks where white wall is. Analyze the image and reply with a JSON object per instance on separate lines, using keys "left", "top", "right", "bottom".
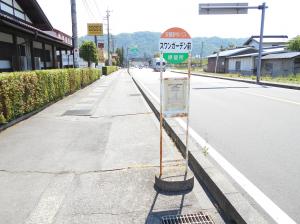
{"left": 228, "top": 57, "right": 254, "bottom": 72}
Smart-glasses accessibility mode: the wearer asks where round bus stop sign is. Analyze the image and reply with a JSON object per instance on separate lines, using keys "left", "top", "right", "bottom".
{"left": 159, "top": 27, "right": 192, "bottom": 64}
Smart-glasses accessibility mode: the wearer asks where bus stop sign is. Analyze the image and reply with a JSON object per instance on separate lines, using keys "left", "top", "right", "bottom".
{"left": 159, "top": 27, "right": 192, "bottom": 64}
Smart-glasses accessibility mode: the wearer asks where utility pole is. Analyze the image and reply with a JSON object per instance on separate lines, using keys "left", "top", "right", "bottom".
{"left": 70, "top": 0, "right": 79, "bottom": 68}
{"left": 256, "top": 2, "right": 266, "bottom": 83}
{"left": 111, "top": 34, "right": 115, "bottom": 53}
{"left": 104, "top": 10, "right": 112, "bottom": 66}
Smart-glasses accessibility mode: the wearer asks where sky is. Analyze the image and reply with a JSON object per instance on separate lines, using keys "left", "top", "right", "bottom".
{"left": 37, "top": 0, "right": 300, "bottom": 39}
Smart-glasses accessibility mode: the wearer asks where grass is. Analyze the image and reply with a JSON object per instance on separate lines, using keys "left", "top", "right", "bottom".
{"left": 172, "top": 68, "right": 300, "bottom": 85}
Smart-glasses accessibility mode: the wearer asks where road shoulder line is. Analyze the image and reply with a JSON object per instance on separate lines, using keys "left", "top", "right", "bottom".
{"left": 131, "top": 73, "right": 296, "bottom": 224}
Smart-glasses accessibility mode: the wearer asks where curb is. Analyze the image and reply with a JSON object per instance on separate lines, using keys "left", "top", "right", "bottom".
{"left": 172, "top": 70, "right": 300, "bottom": 90}
{"left": 131, "top": 75, "right": 268, "bottom": 224}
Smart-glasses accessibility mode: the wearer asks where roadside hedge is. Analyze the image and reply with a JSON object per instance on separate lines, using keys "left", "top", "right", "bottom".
{"left": 102, "top": 66, "right": 118, "bottom": 75}
{"left": 0, "top": 68, "right": 100, "bottom": 124}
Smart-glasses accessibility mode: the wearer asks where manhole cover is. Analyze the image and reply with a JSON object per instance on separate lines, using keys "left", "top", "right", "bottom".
{"left": 160, "top": 212, "right": 214, "bottom": 224}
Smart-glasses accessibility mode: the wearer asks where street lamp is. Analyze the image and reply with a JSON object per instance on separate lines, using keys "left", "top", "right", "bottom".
{"left": 199, "top": 2, "right": 268, "bottom": 83}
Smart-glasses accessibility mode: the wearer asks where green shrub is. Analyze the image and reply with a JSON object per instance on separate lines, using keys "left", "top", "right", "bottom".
{"left": 0, "top": 68, "right": 101, "bottom": 124}
{"left": 102, "top": 66, "right": 118, "bottom": 75}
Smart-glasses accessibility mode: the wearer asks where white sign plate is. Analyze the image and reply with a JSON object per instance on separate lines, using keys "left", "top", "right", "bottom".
{"left": 199, "top": 3, "right": 248, "bottom": 15}
{"left": 163, "top": 78, "right": 188, "bottom": 117}
{"left": 159, "top": 39, "right": 192, "bottom": 53}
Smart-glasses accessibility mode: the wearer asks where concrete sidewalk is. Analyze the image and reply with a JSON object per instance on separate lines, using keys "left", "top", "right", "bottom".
{"left": 0, "top": 69, "right": 224, "bottom": 224}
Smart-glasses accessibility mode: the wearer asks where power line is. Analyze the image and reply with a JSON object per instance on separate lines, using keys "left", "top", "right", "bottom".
{"left": 91, "top": 0, "right": 102, "bottom": 19}
{"left": 81, "top": 0, "right": 97, "bottom": 20}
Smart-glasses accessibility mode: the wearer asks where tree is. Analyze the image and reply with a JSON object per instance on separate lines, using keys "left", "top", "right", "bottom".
{"left": 288, "top": 36, "right": 300, "bottom": 51}
{"left": 153, "top": 52, "right": 160, "bottom": 58}
{"left": 79, "top": 41, "right": 98, "bottom": 67}
{"left": 115, "top": 48, "right": 124, "bottom": 66}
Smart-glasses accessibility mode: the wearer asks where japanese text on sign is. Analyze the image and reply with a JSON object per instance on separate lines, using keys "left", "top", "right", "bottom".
{"left": 160, "top": 42, "right": 192, "bottom": 51}
{"left": 87, "top": 23, "right": 103, "bottom": 36}
{"left": 159, "top": 39, "right": 192, "bottom": 53}
{"left": 163, "top": 78, "right": 188, "bottom": 118}
{"left": 163, "top": 31, "right": 190, "bottom": 38}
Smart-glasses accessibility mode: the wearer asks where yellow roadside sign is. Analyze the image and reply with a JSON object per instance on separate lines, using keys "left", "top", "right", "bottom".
{"left": 87, "top": 23, "right": 103, "bottom": 36}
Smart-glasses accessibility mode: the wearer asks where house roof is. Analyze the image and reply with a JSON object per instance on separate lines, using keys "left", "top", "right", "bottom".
{"left": 262, "top": 52, "right": 300, "bottom": 60}
{"left": 207, "top": 47, "right": 255, "bottom": 58}
{"left": 244, "top": 35, "right": 288, "bottom": 46}
{"left": 16, "top": 0, "right": 53, "bottom": 30}
{"left": 229, "top": 47, "right": 287, "bottom": 58}
{"left": 0, "top": 12, "right": 72, "bottom": 48}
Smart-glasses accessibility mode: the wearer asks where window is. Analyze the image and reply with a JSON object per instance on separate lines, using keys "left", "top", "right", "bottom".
{"left": 25, "top": 15, "right": 32, "bottom": 23}
{"left": 0, "top": 2, "right": 13, "bottom": 14}
{"left": 13, "top": 0, "right": 23, "bottom": 11}
{"left": 0, "top": 0, "right": 32, "bottom": 23}
{"left": 2, "top": 0, "right": 12, "bottom": 6}
{"left": 0, "top": 32, "right": 13, "bottom": 43}
{"left": 14, "top": 9, "right": 25, "bottom": 20}
{"left": 265, "top": 63, "right": 273, "bottom": 72}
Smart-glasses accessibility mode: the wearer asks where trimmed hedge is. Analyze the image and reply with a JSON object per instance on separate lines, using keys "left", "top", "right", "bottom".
{"left": 102, "top": 66, "right": 118, "bottom": 75}
{"left": 0, "top": 68, "right": 100, "bottom": 124}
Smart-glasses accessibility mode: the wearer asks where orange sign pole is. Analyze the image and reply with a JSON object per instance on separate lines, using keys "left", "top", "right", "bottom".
{"left": 159, "top": 52, "right": 163, "bottom": 177}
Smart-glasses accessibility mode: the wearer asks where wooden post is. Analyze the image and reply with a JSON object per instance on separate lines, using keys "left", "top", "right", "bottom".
{"left": 42, "top": 42, "right": 46, "bottom": 69}
{"left": 159, "top": 53, "right": 163, "bottom": 177}
{"left": 30, "top": 40, "right": 35, "bottom": 70}
{"left": 52, "top": 45, "right": 57, "bottom": 68}
{"left": 13, "top": 34, "right": 20, "bottom": 71}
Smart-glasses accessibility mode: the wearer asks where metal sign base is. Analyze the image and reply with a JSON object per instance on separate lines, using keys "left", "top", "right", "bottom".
{"left": 154, "top": 170, "right": 194, "bottom": 193}
{"left": 154, "top": 50, "right": 194, "bottom": 193}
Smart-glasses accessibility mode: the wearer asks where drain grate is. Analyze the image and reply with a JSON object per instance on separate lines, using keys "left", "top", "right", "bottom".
{"left": 129, "top": 93, "right": 141, "bottom": 97}
{"left": 161, "top": 212, "right": 214, "bottom": 224}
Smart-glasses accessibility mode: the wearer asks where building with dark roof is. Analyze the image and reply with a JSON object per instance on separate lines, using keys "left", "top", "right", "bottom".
{"left": 206, "top": 35, "right": 291, "bottom": 75}
{"left": 243, "top": 35, "right": 289, "bottom": 49}
{"left": 206, "top": 47, "right": 257, "bottom": 73}
{"left": 261, "top": 52, "right": 300, "bottom": 76}
{"left": 0, "top": 0, "right": 73, "bottom": 72}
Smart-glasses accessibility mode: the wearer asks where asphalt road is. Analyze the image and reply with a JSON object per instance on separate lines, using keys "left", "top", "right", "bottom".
{"left": 131, "top": 68, "right": 300, "bottom": 223}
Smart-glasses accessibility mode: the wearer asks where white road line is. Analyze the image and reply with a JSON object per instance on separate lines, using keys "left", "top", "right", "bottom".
{"left": 134, "top": 76, "right": 297, "bottom": 224}
{"left": 191, "top": 74, "right": 300, "bottom": 106}
{"left": 25, "top": 174, "right": 74, "bottom": 224}
{"left": 234, "top": 90, "right": 300, "bottom": 106}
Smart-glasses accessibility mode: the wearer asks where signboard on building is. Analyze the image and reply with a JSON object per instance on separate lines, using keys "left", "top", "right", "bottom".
{"left": 159, "top": 27, "right": 192, "bottom": 64}
{"left": 98, "top": 42, "right": 104, "bottom": 48}
{"left": 74, "top": 48, "right": 79, "bottom": 63}
{"left": 163, "top": 78, "right": 188, "bottom": 117}
{"left": 87, "top": 23, "right": 103, "bottom": 36}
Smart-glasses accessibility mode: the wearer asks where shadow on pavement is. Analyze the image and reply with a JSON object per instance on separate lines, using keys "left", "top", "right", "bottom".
{"left": 145, "top": 188, "right": 189, "bottom": 224}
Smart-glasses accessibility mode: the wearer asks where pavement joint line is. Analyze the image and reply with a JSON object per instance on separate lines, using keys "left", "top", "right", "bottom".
{"left": 90, "top": 111, "right": 153, "bottom": 119}
{"left": 70, "top": 204, "right": 195, "bottom": 217}
{"left": 133, "top": 74, "right": 297, "bottom": 224}
{"left": 0, "top": 164, "right": 186, "bottom": 176}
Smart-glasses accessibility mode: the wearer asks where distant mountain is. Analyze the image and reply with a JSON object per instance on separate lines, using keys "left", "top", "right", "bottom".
{"left": 79, "top": 31, "right": 246, "bottom": 58}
